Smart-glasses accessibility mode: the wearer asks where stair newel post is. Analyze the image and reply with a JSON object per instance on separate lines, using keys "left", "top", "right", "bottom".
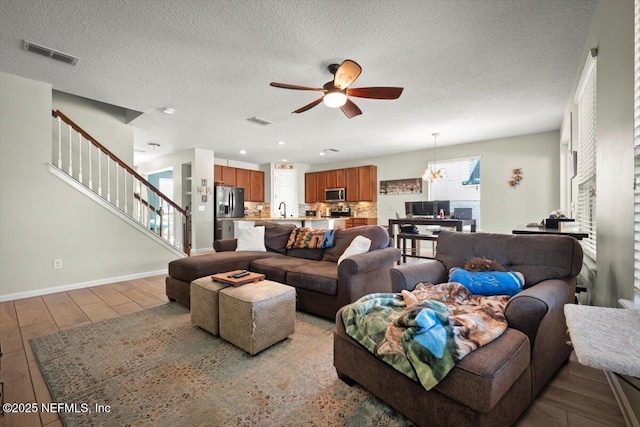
{"left": 57, "top": 116, "right": 62, "bottom": 168}
{"left": 184, "top": 206, "right": 191, "bottom": 256}
{"left": 136, "top": 179, "right": 141, "bottom": 222}
{"left": 68, "top": 124, "right": 73, "bottom": 176}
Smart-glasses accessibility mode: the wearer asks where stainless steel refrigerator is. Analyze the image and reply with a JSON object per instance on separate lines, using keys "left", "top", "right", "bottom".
{"left": 215, "top": 186, "right": 245, "bottom": 239}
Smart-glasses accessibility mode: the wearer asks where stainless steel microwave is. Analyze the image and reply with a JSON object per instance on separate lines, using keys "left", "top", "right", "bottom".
{"left": 325, "top": 188, "right": 346, "bottom": 202}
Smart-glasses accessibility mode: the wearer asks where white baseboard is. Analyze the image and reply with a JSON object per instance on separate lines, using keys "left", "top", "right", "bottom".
{"left": 190, "top": 247, "right": 214, "bottom": 254}
{"left": 0, "top": 269, "right": 167, "bottom": 303}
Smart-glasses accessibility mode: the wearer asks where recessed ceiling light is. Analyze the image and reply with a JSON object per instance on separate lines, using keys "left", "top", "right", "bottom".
{"left": 282, "top": 158, "right": 287, "bottom": 162}
{"left": 148, "top": 142, "right": 161, "bottom": 150}
{"left": 162, "top": 108, "right": 175, "bottom": 114}
{"left": 319, "top": 152, "right": 325, "bottom": 156}
{"left": 240, "top": 149, "right": 247, "bottom": 155}
{"left": 277, "top": 141, "right": 285, "bottom": 145}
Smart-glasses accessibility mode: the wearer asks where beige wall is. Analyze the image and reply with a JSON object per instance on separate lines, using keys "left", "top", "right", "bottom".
{"left": 315, "top": 131, "right": 561, "bottom": 235}
{"left": 562, "top": 0, "right": 634, "bottom": 307}
{"left": 0, "top": 72, "right": 180, "bottom": 301}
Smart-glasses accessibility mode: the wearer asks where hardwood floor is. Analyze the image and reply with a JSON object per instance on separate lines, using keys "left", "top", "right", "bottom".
{"left": 0, "top": 275, "right": 627, "bottom": 427}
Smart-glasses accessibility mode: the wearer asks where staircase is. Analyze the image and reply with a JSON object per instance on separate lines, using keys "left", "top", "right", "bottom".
{"left": 51, "top": 110, "right": 191, "bottom": 255}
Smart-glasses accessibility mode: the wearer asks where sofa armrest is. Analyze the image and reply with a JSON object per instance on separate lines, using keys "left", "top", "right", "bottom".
{"left": 505, "top": 278, "right": 576, "bottom": 396}
{"left": 214, "top": 239, "right": 237, "bottom": 252}
{"left": 336, "top": 247, "right": 401, "bottom": 307}
{"left": 389, "top": 260, "right": 448, "bottom": 293}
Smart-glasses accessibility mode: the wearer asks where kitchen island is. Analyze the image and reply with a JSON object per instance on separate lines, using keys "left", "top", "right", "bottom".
{"left": 218, "top": 217, "right": 349, "bottom": 239}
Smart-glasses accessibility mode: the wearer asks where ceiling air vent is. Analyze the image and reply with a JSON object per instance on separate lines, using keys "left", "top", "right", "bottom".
{"left": 247, "top": 116, "right": 273, "bottom": 126}
{"left": 323, "top": 148, "right": 339, "bottom": 153}
{"left": 22, "top": 41, "right": 79, "bottom": 66}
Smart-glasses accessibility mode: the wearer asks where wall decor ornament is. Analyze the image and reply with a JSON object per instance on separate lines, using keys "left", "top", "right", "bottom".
{"left": 379, "top": 178, "right": 423, "bottom": 195}
{"left": 509, "top": 168, "right": 523, "bottom": 187}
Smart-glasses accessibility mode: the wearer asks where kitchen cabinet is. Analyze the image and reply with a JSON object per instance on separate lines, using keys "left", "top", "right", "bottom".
{"left": 345, "top": 168, "right": 359, "bottom": 202}
{"left": 316, "top": 171, "right": 327, "bottom": 202}
{"left": 358, "top": 165, "right": 377, "bottom": 202}
{"left": 214, "top": 166, "right": 264, "bottom": 201}
{"left": 221, "top": 166, "right": 236, "bottom": 187}
{"left": 235, "top": 168, "right": 250, "bottom": 194}
{"left": 325, "top": 169, "right": 337, "bottom": 189}
{"left": 346, "top": 217, "right": 378, "bottom": 228}
{"left": 249, "top": 170, "right": 264, "bottom": 202}
{"left": 335, "top": 169, "right": 345, "bottom": 188}
{"left": 305, "top": 172, "right": 317, "bottom": 203}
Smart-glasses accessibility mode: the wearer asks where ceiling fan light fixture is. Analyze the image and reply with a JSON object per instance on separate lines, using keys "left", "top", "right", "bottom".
{"left": 323, "top": 91, "right": 347, "bottom": 108}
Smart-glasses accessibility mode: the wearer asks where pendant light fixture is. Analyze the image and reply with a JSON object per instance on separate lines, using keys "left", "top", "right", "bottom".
{"left": 422, "top": 132, "right": 444, "bottom": 182}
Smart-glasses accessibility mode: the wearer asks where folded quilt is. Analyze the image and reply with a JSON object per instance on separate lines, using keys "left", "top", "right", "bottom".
{"left": 342, "top": 282, "right": 509, "bottom": 390}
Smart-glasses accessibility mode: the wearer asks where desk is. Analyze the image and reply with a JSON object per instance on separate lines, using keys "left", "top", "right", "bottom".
{"left": 389, "top": 218, "right": 476, "bottom": 264}
{"left": 512, "top": 224, "right": 588, "bottom": 240}
{"left": 564, "top": 304, "right": 640, "bottom": 378}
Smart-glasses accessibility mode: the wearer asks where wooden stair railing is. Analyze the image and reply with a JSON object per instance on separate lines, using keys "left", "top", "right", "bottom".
{"left": 52, "top": 110, "right": 191, "bottom": 255}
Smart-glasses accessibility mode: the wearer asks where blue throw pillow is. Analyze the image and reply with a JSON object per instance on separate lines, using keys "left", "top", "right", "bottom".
{"left": 448, "top": 267, "right": 524, "bottom": 297}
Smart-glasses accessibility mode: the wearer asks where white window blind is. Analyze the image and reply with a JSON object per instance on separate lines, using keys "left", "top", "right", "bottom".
{"left": 575, "top": 50, "right": 597, "bottom": 259}
{"left": 634, "top": 0, "right": 640, "bottom": 297}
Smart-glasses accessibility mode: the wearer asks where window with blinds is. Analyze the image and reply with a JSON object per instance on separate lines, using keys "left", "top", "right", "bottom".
{"left": 634, "top": 0, "right": 640, "bottom": 297}
{"left": 575, "top": 50, "right": 597, "bottom": 259}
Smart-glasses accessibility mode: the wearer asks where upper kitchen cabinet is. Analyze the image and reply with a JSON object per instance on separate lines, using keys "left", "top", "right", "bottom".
{"left": 325, "top": 169, "right": 337, "bottom": 189}
{"left": 316, "top": 171, "right": 327, "bottom": 202}
{"left": 358, "top": 165, "right": 377, "bottom": 202}
{"left": 305, "top": 172, "right": 317, "bottom": 203}
{"left": 335, "top": 169, "right": 345, "bottom": 188}
{"left": 235, "top": 168, "right": 251, "bottom": 193}
{"left": 345, "top": 167, "right": 359, "bottom": 202}
{"left": 249, "top": 170, "right": 264, "bottom": 202}
{"left": 221, "top": 166, "right": 236, "bottom": 187}
{"left": 214, "top": 165, "right": 223, "bottom": 183}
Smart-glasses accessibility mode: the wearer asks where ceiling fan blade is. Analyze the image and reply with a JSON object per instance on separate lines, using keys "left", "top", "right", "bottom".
{"left": 333, "top": 60, "right": 362, "bottom": 90}
{"left": 340, "top": 99, "right": 362, "bottom": 119}
{"left": 347, "top": 87, "right": 404, "bottom": 100}
{"left": 270, "top": 82, "right": 325, "bottom": 92}
{"left": 293, "top": 97, "right": 324, "bottom": 114}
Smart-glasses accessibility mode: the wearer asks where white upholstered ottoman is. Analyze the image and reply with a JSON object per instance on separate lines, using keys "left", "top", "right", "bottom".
{"left": 190, "top": 277, "right": 230, "bottom": 335}
{"left": 219, "top": 280, "right": 296, "bottom": 355}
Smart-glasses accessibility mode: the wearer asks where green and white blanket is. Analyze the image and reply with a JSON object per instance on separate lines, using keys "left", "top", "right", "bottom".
{"left": 341, "top": 282, "right": 510, "bottom": 390}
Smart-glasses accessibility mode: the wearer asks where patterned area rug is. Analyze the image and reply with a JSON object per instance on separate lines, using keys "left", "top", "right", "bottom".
{"left": 31, "top": 303, "right": 414, "bottom": 426}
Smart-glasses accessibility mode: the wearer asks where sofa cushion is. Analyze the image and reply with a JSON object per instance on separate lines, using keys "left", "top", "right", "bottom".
{"left": 286, "top": 248, "right": 325, "bottom": 261}
{"left": 286, "top": 261, "right": 338, "bottom": 295}
{"left": 323, "top": 225, "right": 390, "bottom": 263}
{"left": 435, "top": 231, "right": 583, "bottom": 287}
{"left": 249, "top": 255, "right": 311, "bottom": 283}
{"left": 254, "top": 221, "right": 296, "bottom": 254}
{"left": 168, "top": 251, "right": 279, "bottom": 283}
{"left": 434, "top": 328, "right": 530, "bottom": 413}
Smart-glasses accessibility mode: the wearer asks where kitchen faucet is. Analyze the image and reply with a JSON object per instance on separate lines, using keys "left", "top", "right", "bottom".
{"left": 278, "top": 202, "right": 287, "bottom": 218}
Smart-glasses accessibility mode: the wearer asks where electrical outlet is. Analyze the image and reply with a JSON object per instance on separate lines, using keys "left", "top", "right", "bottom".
{"left": 53, "top": 259, "right": 62, "bottom": 269}
{"left": 198, "top": 205, "right": 205, "bottom": 212}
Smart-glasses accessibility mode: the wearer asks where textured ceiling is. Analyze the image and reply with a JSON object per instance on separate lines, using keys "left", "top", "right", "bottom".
{"left": 0, "top": 0, "right": 596, "bottom": 166}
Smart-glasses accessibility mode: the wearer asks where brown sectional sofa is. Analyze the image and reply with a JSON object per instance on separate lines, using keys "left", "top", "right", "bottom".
{"left": 334, "top": 230, "right": 584, "bottom": 427}
{"left": 166, "top": 221, "right": 401, "bottom": 319}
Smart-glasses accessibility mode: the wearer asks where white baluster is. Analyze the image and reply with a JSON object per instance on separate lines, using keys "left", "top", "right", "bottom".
{"left": 68, "top": 124, "right": 73, "bottom": 176}
{"left": 57, "top": 117, "right": 62, "bottom": 168}
{"left": 98, "top": 150, "right": 102, "bottom": 197}
{"left": 88, "top": 141, "right": 92, "bottom": 191}
{"left": 124, "top": 170, "right": 128, "bottom": 214}
{"left": 78, "top": 133, "right": 83, "bottom": 184}
{"left": 107, "top": 157, "right": 111, "bottom": 202}
{"left": 116, "top": 163, "right": 120, "bottom": 209}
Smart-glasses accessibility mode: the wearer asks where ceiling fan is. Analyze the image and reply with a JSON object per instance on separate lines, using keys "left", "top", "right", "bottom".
{"left": 270, "top": 59, "right": 404, "bottom": 119}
